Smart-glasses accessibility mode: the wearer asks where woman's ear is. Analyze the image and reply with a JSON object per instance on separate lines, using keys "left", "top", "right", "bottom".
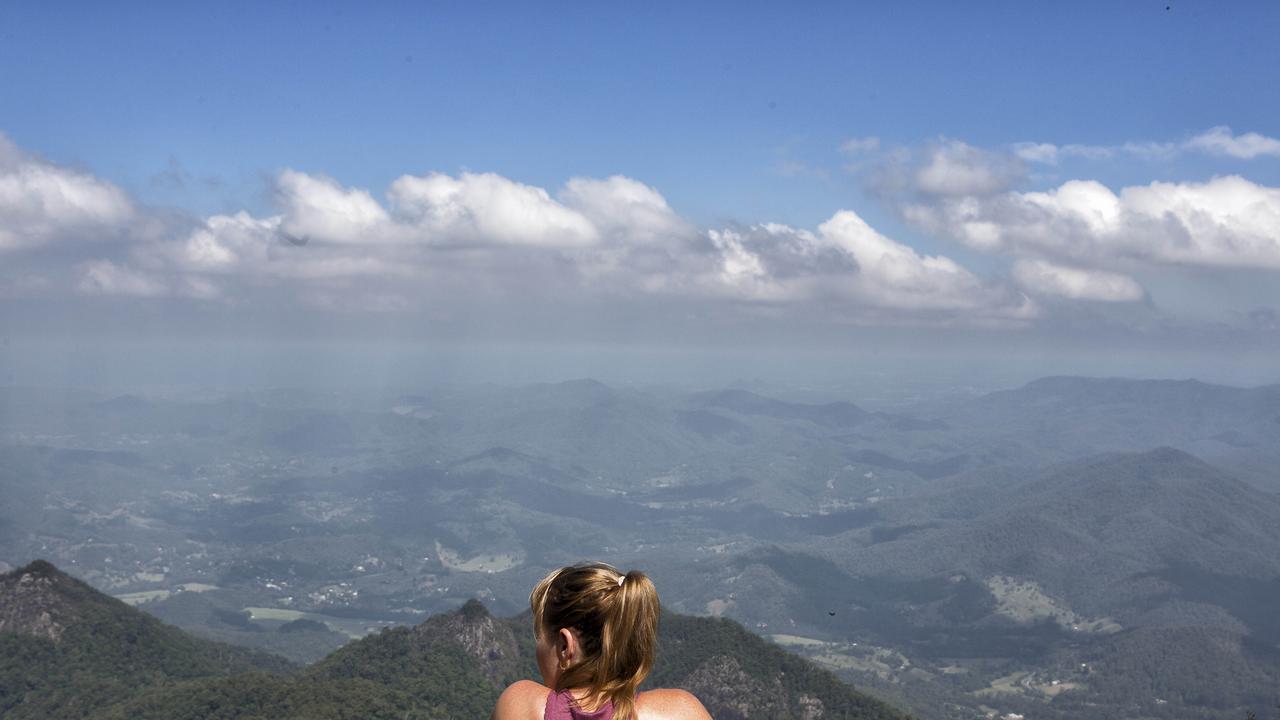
{"left": 558, "top": 627, "right": 578, "bottom": 664}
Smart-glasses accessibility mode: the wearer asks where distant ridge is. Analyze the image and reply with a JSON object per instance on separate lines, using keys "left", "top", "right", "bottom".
{"left": 942, "top": 376, "right": 1280, "bottom": 465}
{"left": 981, "top": 375, "right": 1280, "bottom": 411}
{"left": 693, "top": 388, "right": 871, "bottom": 428}
{"left": 524, "top": 378, "right": 617, "bottom": 405}
{"left": 91, "top": 394, "right": 150, "bottom": 412}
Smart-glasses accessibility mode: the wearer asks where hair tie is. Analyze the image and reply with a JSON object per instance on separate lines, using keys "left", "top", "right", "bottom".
{"left": 617, "top": 574, "right": 626, "bottom": 587}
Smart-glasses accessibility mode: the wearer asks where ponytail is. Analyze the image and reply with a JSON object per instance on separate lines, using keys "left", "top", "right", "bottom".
{"left": 530, "top": 564, "right": 660, "bottom": 720}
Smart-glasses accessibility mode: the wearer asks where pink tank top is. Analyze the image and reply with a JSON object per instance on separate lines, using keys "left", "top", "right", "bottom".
{"left": 543, "top": 690, "right": 616, "bottom": 720}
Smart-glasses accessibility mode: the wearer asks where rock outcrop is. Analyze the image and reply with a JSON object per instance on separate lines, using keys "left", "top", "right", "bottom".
{"left": 0, "top": 559, "right": 78, "bottom": 641}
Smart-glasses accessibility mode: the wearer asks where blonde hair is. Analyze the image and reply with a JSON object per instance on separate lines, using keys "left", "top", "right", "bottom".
{"left": 530, "top": 562, "right": 659, "bottom": 720}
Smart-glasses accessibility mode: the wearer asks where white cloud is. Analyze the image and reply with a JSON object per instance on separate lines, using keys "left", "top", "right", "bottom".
{"left": 0, "top": 132, "right": 1040, "bottom": 326}
{"left": 1186, "top": 126, "right": 1280, "bottom": 159}
{"left": 274, "top": 169, "right": 604, "bottom": 249}
{"left": 103, "top": 171, "right": 641, "bottom": 302}
{"left": 1011, "top": 142, "right": 1114, "bottom": 165}
{"left": 1013, "top": 126, "right": 1280, "bottom": 165}
{"left": 128, "top": 169, "right": 613, "bottom": 300}
{"left": 167, "top": 211, "right": 279, "bottom": 272}
{"left": 706, "top": 228, "right": 784, "bottom": 300}
{"left": 820, "top": 210, "right": 1024, "bottom": 313}
{"left": 702, "top": 210, "right": 1035, "bottom": 323}
{"left": 1011, "top": 143, "right": 1061, "bottom": 164}
{"left": 911, "top": 175, "right": 1280, "bottom": 270}
{"left": 156, "top": 209, "right": 418, "bottom": 289}
{"left": 913, "top": 140, "right": 1025, "bottom": 196}
{"left": 1012, "top": 259, "right": 1144, "bottom": 302}
{"left": 92, "top": 172, "right": 1036, "bottom": 323}
{"left": 0, "top": 134, "right": 135, "bottom": 252}
{"left": 388, "top": 171, "right": 598, "bottom": 247}
{"left": 276, "top": 170, "right": 392, "bottom": 245}
{"left": 553, "top": 175, "right": 699, "bottom": 287}
{"left": 559, "top": 175, "right": 691, "bottom": 245}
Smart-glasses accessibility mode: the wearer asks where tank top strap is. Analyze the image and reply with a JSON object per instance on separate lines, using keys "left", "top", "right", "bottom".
{"left": 543, "top": 689, "right": 616, "bottom": 720}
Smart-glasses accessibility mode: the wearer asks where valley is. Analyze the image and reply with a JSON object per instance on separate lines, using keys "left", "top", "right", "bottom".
{"left": 2, "top": 377, "right": 1279, "bottom": 718}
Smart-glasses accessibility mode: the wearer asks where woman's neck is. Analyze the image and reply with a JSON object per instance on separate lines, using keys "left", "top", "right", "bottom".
{"left": 561, "top": 687, "right": 612, "bottom": 712}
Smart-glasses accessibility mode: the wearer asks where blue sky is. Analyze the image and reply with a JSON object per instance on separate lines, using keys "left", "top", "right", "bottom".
{"left": 5, "top": 2, "right": 1277, "bottom": 219}
{"left": 2, "top": 2, "right": 1280, "bottom": 384}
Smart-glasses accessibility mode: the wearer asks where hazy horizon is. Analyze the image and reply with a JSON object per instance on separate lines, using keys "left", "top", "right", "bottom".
{"left": 4, "top": 337, "right": 1279, "bottom": 406}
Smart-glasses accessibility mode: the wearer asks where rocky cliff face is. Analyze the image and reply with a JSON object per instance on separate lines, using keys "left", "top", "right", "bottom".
{"left": 0, "top": 560, "right": 78, "bottom": 641}
{"left": 681, "top": 654, "right": 795, "bottom": 719}
{"left": 413, "top": 598, "right": 523, "bottom": 681}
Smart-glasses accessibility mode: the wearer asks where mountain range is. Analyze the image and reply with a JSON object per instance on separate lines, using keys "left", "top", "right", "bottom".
{"left": 4, "top": 376, "right": 1280, "bottom": 719}
{"left": 0, "top": 560, "right": 909, "bottom": 720}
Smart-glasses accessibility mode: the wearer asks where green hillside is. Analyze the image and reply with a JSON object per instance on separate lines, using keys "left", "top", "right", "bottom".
{"left": 0, "top": 561, "right": 293, "bottom": 719}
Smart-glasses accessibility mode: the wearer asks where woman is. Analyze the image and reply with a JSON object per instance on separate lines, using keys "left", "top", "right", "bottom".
{"left": 491, "top": 563, "right": 712, "bottom": 720}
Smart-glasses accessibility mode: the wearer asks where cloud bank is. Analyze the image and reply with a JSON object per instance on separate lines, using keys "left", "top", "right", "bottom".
{"left": 4, "top": 128, "right": 1280, "bottom": 339}
{"left": 857, "top": 127, "right": 1280, "bottom": 312}
{"left": 0, "top": 133, "right": 1037, "bottom": 328}
{"left": 906, "top": 175, "right": 1280, "bottom": 271}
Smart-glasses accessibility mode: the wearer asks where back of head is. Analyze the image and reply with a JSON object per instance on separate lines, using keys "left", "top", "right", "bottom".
{"left": 530, "top": 562, "right": 660, "bottom": 720}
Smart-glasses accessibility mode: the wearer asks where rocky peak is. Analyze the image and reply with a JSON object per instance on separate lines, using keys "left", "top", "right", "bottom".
{"left": 458, "top": 597, "right": 491, "bottom": 622}
{"left": 0, "top": 560, "right": 80, "bottom": 642}
{"left": 416, "top": 598, "right": 520, "bottom": 680}
{"left": 680, "top": 655, "right": 794, "bottom": 720}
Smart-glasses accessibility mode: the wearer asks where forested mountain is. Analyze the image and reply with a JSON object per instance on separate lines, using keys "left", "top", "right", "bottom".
{"left": 691, "top": 389, "right": 873, "bottom": 428}
{"left": 0, "top": 561, "right": 292, "bottom": 719}
{"left": 0, "top": 561, "right": 909, "bottom": 720}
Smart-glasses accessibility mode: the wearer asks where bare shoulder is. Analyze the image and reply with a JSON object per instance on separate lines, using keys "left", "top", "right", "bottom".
{"left": 491, "top": 680, "right": 549, "bottom": 720}
{"left": 636, "top": 688, "right": 713, "bottom": 720}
